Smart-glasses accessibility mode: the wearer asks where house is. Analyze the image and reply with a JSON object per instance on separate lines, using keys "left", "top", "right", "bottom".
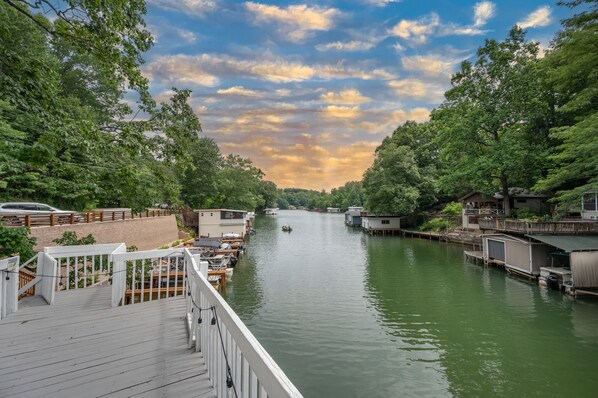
{"left": 264, "top": 208, "right": 278, "bottom": 215}
{"left": 481, "top": 234, "right": 552, "bottom": 277}
{"left": 345, "top": 206, "right": 364, "bottom": 227}
{"left": 361, "top": 214, "right": 401, "bottom": 235}
{"left": 582, "top": 191, "right": 598, "bottom": 221}
{"left": 195, "top": 209, "right": 247, "bottom": 238}
{"left": 327, "top": 207, "right": 340, "bottom": 213}
{"left": 461, "top": 188, "right": 549, "bottom": 230}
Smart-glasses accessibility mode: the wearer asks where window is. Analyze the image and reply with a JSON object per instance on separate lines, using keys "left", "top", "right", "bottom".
{"left": 381, "top": 220, "right": 390, "bottom": 225}
{"left": 36, "top": 205, "right": 52, "bottom": 211}
{"left": 584, "top": 193, "right": 597, "bottom": 211}
{"left": 201, "top": 213, "right": 204, "bottom": 216}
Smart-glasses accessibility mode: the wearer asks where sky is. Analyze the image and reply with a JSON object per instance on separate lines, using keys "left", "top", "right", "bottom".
{"left": 140, "top": 0, "right": 572, "bottom": 191}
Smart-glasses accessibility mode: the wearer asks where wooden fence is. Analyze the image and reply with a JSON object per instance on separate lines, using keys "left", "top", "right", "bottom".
{"left": 479, "top": 219, "right": 598, "bottom": 235}
{"left": 0, "top": 209, "right": 174, "bottom": 228}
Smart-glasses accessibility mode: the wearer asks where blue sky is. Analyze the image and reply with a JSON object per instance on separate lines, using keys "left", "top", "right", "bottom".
{"left": 141, "top": 1, "right": 572, "bottom": 190}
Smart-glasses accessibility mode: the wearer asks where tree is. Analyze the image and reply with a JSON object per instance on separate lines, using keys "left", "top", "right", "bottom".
{"left": 215, "top": 155, "right": 264, "bottom": 211}
{"left": 432, "top": 27, "right": 551, "bottom": 215}
{"left": 362, "top": 121, "right": 438, "bottom": 215}
{"left": 534, "top": 1, "right": 598, "bottom": 210}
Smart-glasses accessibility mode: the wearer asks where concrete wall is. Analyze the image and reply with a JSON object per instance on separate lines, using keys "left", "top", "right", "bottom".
{"left": 30, "top": 215, "right": 179, "bottom": 251}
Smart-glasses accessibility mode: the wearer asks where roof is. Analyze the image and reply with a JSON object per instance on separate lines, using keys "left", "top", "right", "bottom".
{"left": 460, "top": 188, "right": 547, "bottom": 202}
{"left": 194, "top": 208, "right": 247, "bottom": 213}
{"left": 527, "top": 235, "right": 598, "bottom": 252}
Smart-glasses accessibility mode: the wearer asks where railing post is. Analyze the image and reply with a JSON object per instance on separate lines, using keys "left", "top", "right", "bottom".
{"left": 25, "top": 215, "right": 31, "bottom": 228}
{"left": 99, "top": 212, "right": 104, "bottom": 222}
{"left": 50, "top": 213, "right": 55, "bottom": 227}
{"left": 70, "top": 213, "right": 75, "bottom": 224}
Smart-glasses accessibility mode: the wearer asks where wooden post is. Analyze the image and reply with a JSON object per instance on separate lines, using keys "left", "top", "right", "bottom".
{"left": 70, "top": 213, "right": 75, "bottom": 224}
{"left": 99, "top": 211, "right": 103, "bottom": 222}
{"left": 146, "top": 210, "right": 149, "bottom": 218}
{"left": 50, "top": 213, "right": 55, "bottom": 227}
{"left": 112, "top": 212, "right": 115, "bottom": 221}
{"left": 25, "top": 215, "right": 31, "bottom": 228}
{"left": 122, "top": 211, "right": 126, "bottom": 220}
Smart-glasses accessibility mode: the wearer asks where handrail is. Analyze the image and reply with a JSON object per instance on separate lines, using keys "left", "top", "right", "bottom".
{"left": 184, "top": 249, "right": 303, "bottom": 398}
{"left": 479, "top": 219, "right": 598, "bottom": 234}
{"left": 0, "top": 209, "right": 174, "bottom": 228}
{"left": 0, "top": 256, "right": 19, "bottom": 319}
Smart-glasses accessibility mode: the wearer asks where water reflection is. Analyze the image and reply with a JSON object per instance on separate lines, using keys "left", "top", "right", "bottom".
{"left": 226, "top": 211, "right": 598, "bottom": 398}
{"left": 364, "top": 237, "right": 598, "bottom": 397}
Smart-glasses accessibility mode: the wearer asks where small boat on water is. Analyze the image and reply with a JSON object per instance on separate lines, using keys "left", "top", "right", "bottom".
{"left": 282, "top": 224, "right": 292, "bottom": 232}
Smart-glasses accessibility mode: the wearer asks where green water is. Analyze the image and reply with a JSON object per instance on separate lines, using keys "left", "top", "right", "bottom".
{"left": 224, "top": 210, "right": 598, "bottom": 397}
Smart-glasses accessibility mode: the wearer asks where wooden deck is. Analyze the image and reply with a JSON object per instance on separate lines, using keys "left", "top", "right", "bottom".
{"left": 0, "top": 287, "right": 215, "bottom": 398}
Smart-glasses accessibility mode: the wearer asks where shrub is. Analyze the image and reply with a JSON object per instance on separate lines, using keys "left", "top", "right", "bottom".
{"left": 420, "top": 218, "right": 455, "bottom": 232}
{"left": 52, "top": 231, "right": 96, "bottom": 246}
{"left": 0, "top": 225, "right": 36, "bottom": 259}
{"left": 442, "top": 202, "right": 462, "bottom": 216}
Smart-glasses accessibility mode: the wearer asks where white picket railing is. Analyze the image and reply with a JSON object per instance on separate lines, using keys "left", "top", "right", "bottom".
{"left": 184, "top": 249, "right": 303, "bottom": 398}
{"left": 111, "top": 248, "right": 187, "bottom": 307}
{"left": 0, "top": 256, "right": 19, "bottom": 319}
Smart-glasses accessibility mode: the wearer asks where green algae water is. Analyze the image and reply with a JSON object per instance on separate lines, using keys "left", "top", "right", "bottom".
{"left": 224, "top": 210, "right": 598, "bottom": 397}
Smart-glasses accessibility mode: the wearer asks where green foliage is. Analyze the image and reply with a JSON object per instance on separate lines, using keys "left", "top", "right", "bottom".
{"left": 419, "top": 218, "right": 455, "bottom": 232}
{"left": 363, "top": 121, "right": 438, "bottom": 214}
{"left": 278, "top": 188, "right": 330, "bottom": 209}
{"left": 52, "top": 231, "right": 96, "bottom": 246}
{"left": 330, "top": 181, "right": 364, "bottom": 210}
{"left": 533, "top": 1, "right": 598, "bottom": 211}
{"left": 432, "top": 28, "right": 551, "bottom": 215}
{"left": 0, "top": 226, "right": 36, "bottom": 259}
{"left": 442, "top": 202, "right": 462, "bottom": 216}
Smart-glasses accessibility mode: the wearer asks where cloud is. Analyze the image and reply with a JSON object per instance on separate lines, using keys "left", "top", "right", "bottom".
{"left": 316, "top": 40, "right": 376, "bottom": 52}
{"left": 401, "top": 54, "right": 461, "bottom": 77}
{"left": 145, "top": 54, "right": 396, "bottom": 85}
{"left": 389, "top": 13, "right": 440, "bottom": 43}
{"left": 388, "top": 79, "right": 445, "bottom": 102}
{"left": 216, "top": 86, "right": 261, "bottom": 97}
{"left": 322, "top": 105, "right": 363, "bottom": 119}
{"left": 145, "top": 56, "right": 219, "bottom": 86}
{"left": 474, "top": 2, "right": 496, "bottom": 27}
{"left": 245, "top": 2, "right": 341, "bottom": 42}
{"left": 518, "top": 6, "right": 552, "bottom": 29}
{"left": 216, "top": 111, "right": 286, "bottom": 135}
{"left": 176, "top": 28, "right": 198, "bottom": 43}
{"left": 363, "top": 0, "right": 401, "bottom": 6}
{"left": 147, "top": 0, "right": 217, "bottom": 17}
{"left": 321, "top": 89, "right": 371, "bottom": 104}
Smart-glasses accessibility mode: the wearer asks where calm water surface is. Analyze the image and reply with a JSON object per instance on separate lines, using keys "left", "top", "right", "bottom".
{"left": 224, "top": 210, "right": 598, "bottom": 397}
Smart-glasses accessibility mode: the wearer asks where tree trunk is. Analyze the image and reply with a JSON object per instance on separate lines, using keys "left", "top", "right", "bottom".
{"left": 500, "top": 174, "right": 511, "bottom": 216}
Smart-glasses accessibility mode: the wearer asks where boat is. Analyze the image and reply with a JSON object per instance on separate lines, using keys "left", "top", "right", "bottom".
{"left": 282, "top": 224, "right": 292, "bottom": 232}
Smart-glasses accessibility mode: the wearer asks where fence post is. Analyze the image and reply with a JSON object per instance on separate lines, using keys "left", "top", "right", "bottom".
{"left": 50, "top": 213, "right": 55, "bottom": 227}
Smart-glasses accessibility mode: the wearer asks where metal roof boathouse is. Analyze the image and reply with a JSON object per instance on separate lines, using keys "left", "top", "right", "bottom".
{"left": 0, "top": 245, "right": 303, "bottom": 398}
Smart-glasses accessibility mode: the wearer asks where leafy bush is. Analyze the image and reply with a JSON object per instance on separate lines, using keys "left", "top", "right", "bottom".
{"left": 52, "top": 231, "right": 96, "bottom": 246}
{"left": 442, "top": 202, "right": 462, "bottom": 216}
{"left": 420, "top": 218, "right": 455, "bottom": 232}
{"left": 0, "top": 226, "right": 36, "bottom": 259}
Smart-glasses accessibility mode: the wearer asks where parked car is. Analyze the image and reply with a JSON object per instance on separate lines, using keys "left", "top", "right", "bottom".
{"left": 0, "top": 202, "right": 75, "bottom": 214}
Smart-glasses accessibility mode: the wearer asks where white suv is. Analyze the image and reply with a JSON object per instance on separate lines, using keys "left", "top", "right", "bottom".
{"left": 0, "top": 202, "right": 74, "bottom": 214}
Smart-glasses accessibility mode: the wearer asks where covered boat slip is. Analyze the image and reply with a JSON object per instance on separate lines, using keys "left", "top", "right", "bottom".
{"left": 482, "top": 234, "right": 551, "bottom": 276}
{"left": 528, "top": 235, "right": 598, "bottom": 289}
{"left": 0, "top": 287, "right": 214, "bottom": 398}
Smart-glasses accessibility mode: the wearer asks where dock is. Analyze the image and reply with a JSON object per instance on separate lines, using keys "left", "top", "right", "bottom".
{"left": 0, "top": 245, "right": 303, "bottom": 398}
{"left": 0, "top": 287, "right": 214, "bottom": 398}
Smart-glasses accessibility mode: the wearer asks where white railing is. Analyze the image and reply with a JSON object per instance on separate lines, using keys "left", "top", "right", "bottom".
{"left": 111, "top": 248, "right": 187, "bottom": 307}
{"left": 184, "top": 249, "right": 303, "bottom": 398}
{"left": 0, "top": 256, "right": 19, "bottom": 319}
{"left": 44, "top": 244, "right": 126, "bottom": 294}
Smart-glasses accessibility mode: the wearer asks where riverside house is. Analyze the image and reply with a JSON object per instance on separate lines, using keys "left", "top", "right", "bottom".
{"left": 195, "top": 209, "right": 247, "bottom": 238}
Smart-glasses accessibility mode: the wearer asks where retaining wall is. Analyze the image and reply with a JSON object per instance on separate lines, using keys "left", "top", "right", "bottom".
{"left": 30, "top": 215, "right": 179, "bottom": 251}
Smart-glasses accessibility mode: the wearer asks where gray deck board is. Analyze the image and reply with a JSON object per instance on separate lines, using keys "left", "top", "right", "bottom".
{"left": 0, "top": 287, "right": 215, "bottom": 398}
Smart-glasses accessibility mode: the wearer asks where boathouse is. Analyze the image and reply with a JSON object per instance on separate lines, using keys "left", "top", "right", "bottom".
{"left": 327, "top": 207, "right": 340, "bottom": 213}
{"left": 345, "top": 206, "right": 364, "bottom": 227}
{"left": 527, "top": 235, "right": 598, "bottom": 291}
{"left": 195, "top": 209, "right": 247, "bottom": 238}
{"left": 361, "top": 214, "right": 401, "bottom": 235}
{"left": 481, "top": 233, "right": 552, "bottom": 276}
{"left": 264, "top": 207, "right": 278, "bottom": 215}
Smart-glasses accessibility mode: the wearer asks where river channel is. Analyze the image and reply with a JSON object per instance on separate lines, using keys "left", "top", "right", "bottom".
{"left": 224, "top": 210, "right": 598, "bottom": 397}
